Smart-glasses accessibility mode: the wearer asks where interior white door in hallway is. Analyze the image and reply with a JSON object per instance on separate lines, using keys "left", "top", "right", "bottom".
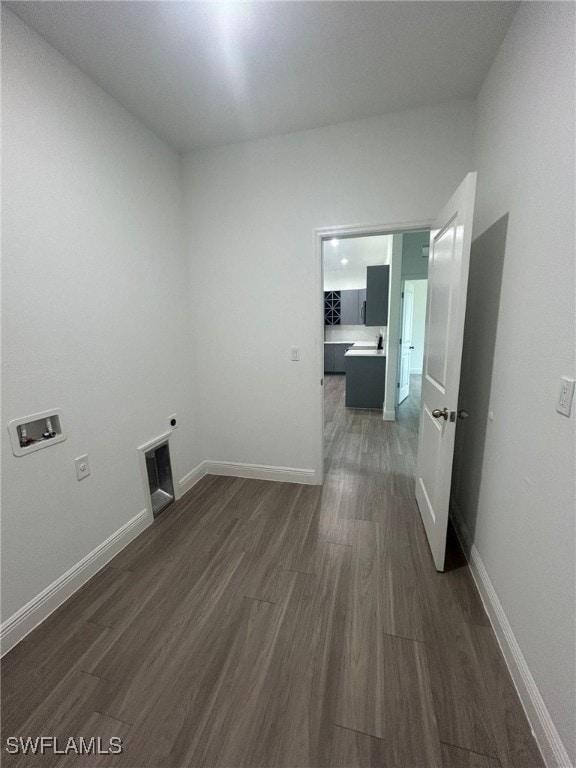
{"left": 415, "top": 172, "right": 477, "bottom": 571}
{"left": 398, "top": 283, "right": 415, "bottom": 404}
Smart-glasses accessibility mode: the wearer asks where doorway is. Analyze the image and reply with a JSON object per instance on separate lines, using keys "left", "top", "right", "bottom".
{"left": 317, "top": 172, "right": 477, "bottom": 573}
{"left": 397, "top": 278, "right": 428, "bottom": 412}
{"left": 315, "top": 222, "right": 432, "bottom": 483}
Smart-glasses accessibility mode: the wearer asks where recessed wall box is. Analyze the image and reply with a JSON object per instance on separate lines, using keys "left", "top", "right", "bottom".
{"left": 138, "top": 432, "right": 175, "bottom": 519}
{"left": 145, "top": 442, "right": 174, "bottom": 517}
{"left": 8, "top": 409, "right": 66, "bottom": 457}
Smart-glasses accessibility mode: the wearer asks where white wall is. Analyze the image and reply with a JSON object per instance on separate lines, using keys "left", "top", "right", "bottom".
{"left": 183, "top": 99, "right": 475, "bottom": 473}
{"left": 405, "top": 279, "right": 427, "bottom": 374}
{"left": 1, "top": 10, "right": 198, "bottom": 628}
{"left": 323, "top": 271, "right": 367, "bottom": 291}
{"left": 453, "top": 3, "right": 575, "bottom": 764}
{"left": 401, "top": 230, "right": 429, "bottom": 279}
{"left": 3, "top": 11, "right": 573, "bottom": 762}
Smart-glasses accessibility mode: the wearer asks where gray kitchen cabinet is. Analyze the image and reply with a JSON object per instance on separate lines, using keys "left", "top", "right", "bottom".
{"left": 333, "top": 343, "right": 353, "bottom": 372}
{"left": 358, "top": 289, "right": 366, "bottom": 323}
{"left": 324, "top": 343, "right": 353, "bottom": 373}
{"left": 345, "top": 354, "right": 387, "bottom": 408}
{"left": 324, "top": 344, "right": 334, "bottom": 373}
{"left": 340, "top": 289, "right": 367, "bottom": 325}
{"left": 340, "top": 290, "right": 359, "bottom": 325}
{"left": 365, "top": 265, "right": 390, "bottom": 326}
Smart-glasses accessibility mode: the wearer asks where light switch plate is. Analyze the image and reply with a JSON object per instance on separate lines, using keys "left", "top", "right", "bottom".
{"left": 290, "top": 346, "right": 300, "bottom": 362}
{"left": 556, "top": 377, "right": 575, "bottom": 417}
{"left": 75, "top": 454, "right": 91, "bottom": 481}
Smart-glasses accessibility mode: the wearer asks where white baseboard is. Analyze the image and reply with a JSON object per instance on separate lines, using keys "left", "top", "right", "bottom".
{"left": 204, "top": 460, "right": 317, "bottom": 485}
{"left": 0, "top": 508, "right": 150, "bottom": 658}
{"left": 383, "top": 409, "right": 396, "bottom": 421}
{"left": 178, "top": 461, "right": 208, "bottom": 495}
{"left": 450, "top": 499, "right": 572, "bottom": 768}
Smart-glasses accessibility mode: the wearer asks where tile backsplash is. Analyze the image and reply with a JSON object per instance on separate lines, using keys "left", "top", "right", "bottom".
{"left": 324, "top": 325, "right": 387, "bottom": 344}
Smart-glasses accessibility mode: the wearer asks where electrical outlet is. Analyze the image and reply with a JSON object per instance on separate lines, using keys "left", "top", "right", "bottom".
{"left": 556, "top": 377, "right": 575, "bottom": 417}
{"left": 75, "top": 454, "right": 91, "bottom": 481}
{"left": 290, "top": 346, "right": 300, "bottom": 362}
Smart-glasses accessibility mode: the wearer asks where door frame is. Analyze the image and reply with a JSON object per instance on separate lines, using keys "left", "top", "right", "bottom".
{"left": 397, "top": 279, "right": 415, "bottom": 405}
{"left": 313, "top": 219, "right": 434, "bottom": 485}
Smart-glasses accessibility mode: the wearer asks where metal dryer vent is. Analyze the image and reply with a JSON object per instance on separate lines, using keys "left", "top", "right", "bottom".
{"left": 145, "top": 441, "right": 174, "bottom": 517}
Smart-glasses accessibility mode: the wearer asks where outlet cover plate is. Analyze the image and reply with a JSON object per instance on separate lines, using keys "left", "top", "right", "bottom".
{"left": 556, "top": 377, "right": 575, "bottom": 417}
{"left": 75, "top": 454, "right": 91, "bottom": 481}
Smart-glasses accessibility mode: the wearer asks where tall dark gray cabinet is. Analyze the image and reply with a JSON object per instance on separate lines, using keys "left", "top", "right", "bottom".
{"left": 365, "top": 265, "right": 390, "bottom": 326}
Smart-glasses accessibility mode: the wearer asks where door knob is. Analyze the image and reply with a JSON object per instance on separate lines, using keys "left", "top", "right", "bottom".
{"left": 409, "top": 346, "right": 415, "bottom": 350}
{"left": 432, "top": 408, "right": 449, "bottom": 420}
{"left": 457, "top": 409, "right": 469, "bottom": 420}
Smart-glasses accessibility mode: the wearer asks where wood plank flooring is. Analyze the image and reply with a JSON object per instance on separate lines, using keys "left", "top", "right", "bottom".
{"left": 1, "top": 375, "right": 543, "bottom": 767}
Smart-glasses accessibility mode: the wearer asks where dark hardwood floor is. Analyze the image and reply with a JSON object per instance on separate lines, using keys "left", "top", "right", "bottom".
{"left": 1, "top": 375, "right": 543, "bottom": 767}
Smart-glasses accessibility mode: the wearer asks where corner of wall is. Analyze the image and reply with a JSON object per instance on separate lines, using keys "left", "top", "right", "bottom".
{"left": 384, "top": 233, "right": 404, "bottom": 418}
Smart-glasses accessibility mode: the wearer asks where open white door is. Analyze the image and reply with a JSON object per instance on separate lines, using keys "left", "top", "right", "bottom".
{"left": 398, "top": 283, "right": 415, "bottom": 404}
{"left": 415, "top": 172, "right": 477, "bottom": 571}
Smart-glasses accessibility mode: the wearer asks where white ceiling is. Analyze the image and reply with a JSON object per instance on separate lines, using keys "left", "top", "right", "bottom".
{"left": 323, "top": 234, "right": 393, "bottom": 291}
{"left": 323, "top": 234, "right": 392, "bottom": 273}
{"left": 6, "top": 1, "right": 518, "bottom": 153}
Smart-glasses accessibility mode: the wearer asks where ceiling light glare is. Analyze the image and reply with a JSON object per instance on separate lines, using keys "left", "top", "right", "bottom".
{"left": 341, "top": 258, "right": 348, "bottom": 265}
{"left": 331, "top": 238, "right": 339, "bottom": 246}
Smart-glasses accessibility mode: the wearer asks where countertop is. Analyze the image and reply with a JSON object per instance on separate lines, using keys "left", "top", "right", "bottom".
{"left": 344, "top": 349, "right": 386, "bottom": 357}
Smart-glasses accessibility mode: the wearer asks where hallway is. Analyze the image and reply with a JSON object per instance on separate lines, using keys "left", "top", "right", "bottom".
{"left": 1, "top": 378, "right": 542, "bottom": 767}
